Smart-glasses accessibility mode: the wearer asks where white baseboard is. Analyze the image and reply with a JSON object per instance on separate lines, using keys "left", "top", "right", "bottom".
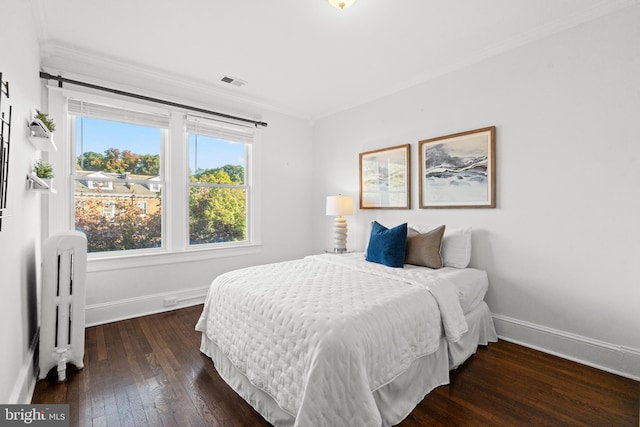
{"left": 85, "top": 296, "right": 640, "bottom": 381}
{"left": 10, "top": 330, "right": 39, "bottom": 404}
{"left": 493, "top": 314, "right": 640, "bottom": 381}
{"left": 85, "top": 286, "right": 209, "bottom": 327}
{"left": 11, "top": 287, "right": 207, "bottom": 404}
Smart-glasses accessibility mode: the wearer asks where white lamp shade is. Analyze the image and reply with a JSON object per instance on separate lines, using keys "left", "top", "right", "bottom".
{"left": 326, "top": 195, "right": 354, "bottom": 216}
{"left": 328, "top": 0, "right": 358, "bottom": 9}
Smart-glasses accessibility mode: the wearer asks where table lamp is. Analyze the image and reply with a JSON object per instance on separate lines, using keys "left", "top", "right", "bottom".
{"left": 326, "top": 195, "right": 354, "bottom": 253}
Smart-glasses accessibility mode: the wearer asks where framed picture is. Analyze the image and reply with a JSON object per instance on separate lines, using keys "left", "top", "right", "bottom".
{"left": 359, "top": 144, "right": 411, "bottom": 209}
{"left": 419, "top": 126, "right": 496, "bottom": 209}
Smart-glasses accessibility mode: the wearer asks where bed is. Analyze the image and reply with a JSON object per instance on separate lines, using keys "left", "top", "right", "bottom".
{"left": 196, "top": 224, "right": 497, "bottom": 427}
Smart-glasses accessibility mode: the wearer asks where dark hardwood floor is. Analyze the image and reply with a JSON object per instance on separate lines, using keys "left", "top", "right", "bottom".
{"left": 32, "top": 305, "right": 639, "bottom": 426}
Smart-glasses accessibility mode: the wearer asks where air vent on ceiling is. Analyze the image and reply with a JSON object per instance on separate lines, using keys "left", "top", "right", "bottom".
{"left": 220, "top": 76, "right": 247, "bottom": 87}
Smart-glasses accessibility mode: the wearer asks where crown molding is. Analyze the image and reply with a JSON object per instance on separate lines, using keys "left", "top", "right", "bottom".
{"left": 39, "top": 42, "right": 312, "bottom": 122}
{"left": 31, "top": 0, "right": 637, "bottom": 122}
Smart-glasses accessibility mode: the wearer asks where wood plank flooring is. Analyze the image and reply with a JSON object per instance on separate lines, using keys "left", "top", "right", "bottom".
{"left": 32, "top": 305, "right": 639, "bottom": 426}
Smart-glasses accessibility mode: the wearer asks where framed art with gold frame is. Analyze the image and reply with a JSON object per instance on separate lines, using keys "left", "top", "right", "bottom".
{"left": 419, "top": 126, "right": 496, "bottom": 209}
{"left": 359, "top": 144, "right": 411, "bottom": 209}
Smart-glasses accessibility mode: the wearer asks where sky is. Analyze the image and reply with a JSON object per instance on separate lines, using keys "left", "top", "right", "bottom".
{"left": 76, "top": 117, "right": 246, "bottom": 171}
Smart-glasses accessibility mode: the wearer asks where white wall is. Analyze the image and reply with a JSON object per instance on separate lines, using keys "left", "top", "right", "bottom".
{"left": 2, "top": 8, "right": 315, "bottom": 394}
{"left": 80, "top": 107, "right": 315, "bottom": 325}
{"left": 37, "top": 55, "right": 316, "bottom": 325}
{"left": 312, "top": 6, "right": 640, "bottom": 379}
{"left": 0, "top": 1, "right": 43, "bottom": 403}
{"left": 9, "top": 1, "right": 638, "bottom": 402}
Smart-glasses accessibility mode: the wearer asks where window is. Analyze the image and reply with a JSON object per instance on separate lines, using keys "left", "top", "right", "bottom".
{"left": 186, "top": 116, "right": 252, "bottom": 246}
{"left": 87, "top": 174, "right": 113, "bottom": 190}
{"left": 61, "top": 96, "right": 258, "bottom": 259}
{"left": 147, "top": 177, "right": 161, "bottom": 192}
{"left": 102, "top": 201, "right": 115, "bottom": 218}
{"left": 137, "top": 201, "right": 148, "bottom": 215}
{"left": 70, "top": 100, "right": 167, "bottom": 253}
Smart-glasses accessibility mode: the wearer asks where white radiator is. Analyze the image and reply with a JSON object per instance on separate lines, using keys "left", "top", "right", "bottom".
{"left": 39, "top": 231, "right": 87, "bottom": 381}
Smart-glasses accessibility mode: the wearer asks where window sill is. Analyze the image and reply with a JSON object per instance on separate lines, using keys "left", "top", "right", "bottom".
{"left": 87, "top": 243, "right": 263, "bottom": 273}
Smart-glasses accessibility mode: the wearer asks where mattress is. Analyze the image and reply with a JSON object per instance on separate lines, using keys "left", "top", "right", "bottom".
{"left": 343, "top": 252, "right": 489, "bottom": 314}
{"left": 196, "top": 253, "right": 497, "bottom": 427}
{"left": 403, "top": 262, "right": 488, "bottom": 314}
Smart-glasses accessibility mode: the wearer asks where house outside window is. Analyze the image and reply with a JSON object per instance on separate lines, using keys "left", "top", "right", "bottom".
{"left": 70, "top": 100, "right": 166, "bottom": 253}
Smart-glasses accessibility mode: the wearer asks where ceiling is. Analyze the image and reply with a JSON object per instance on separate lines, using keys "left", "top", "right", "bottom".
{"left": 30, "top": 0, "right": 634, "bottom": 120}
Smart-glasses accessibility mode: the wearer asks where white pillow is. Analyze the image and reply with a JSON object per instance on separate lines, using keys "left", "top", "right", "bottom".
{"left": 408, "top": 225, "right": 472, "bottom": 268}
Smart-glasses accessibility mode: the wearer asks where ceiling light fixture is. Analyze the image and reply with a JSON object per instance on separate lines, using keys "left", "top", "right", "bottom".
{"left": 328, "top": 0, "right": 357, "bottom": 10}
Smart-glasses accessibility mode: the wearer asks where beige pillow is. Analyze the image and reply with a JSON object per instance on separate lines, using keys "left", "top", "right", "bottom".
{"left": 409, "top": 225, "right": 472, "bottom": 268}
{"left": 405, "top": 225, "right": 445, "bottom": 268}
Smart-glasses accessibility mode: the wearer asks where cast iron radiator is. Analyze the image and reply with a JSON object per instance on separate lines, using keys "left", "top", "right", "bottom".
{"left": 39, "top": 231, "right": 87, "bottom": 381}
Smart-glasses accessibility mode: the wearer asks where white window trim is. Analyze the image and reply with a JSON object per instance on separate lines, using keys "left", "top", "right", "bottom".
{"left": 86, "top": 242, "right": 263, "bottom": 273}
{"left": 46, "top": 85, "right": 262, "bottom": 266}
{"left": 186, "top": 134, "right": 252, "bottom": 248}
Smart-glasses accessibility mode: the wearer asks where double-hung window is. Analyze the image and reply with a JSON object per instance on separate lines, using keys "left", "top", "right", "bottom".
{"left": 60, "top": 94, "right": 258, "bottom": 260}
{"left": 69, "top": 100, "right": 168, "bottom": 253}
{"left": 186, "top": 116, "right": 253, "bottom": 246}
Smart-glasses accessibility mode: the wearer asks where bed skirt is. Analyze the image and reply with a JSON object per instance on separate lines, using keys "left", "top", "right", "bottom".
{"left": 200, "top": 301, "right": 497, "bottom": 427}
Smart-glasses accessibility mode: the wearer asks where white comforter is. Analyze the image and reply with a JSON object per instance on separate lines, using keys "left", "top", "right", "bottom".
{"left": 195, "top": 253, "right": 467, "bottom": 427}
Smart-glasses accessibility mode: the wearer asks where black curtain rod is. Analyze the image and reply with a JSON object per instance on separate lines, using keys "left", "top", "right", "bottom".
{"left": 39, "top": 72, "right": 267, "bottom": 128}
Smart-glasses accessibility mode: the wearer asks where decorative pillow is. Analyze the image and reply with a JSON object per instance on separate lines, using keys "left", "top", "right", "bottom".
{"left": 409, "top": 225, "right": 472, "bottom": 268}
{"left": 405, "top": 225, "right": 445, "bottom": 268}
{"left": 365, "top": 221, "right": 408, "bottom": 268}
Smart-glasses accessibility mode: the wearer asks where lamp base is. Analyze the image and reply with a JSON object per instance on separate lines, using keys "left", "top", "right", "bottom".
{"left": 329, "top": 247, "right": 348, "bottom": 254}
{"left": 332, "top": 216, "right": 348, "bottom": 253}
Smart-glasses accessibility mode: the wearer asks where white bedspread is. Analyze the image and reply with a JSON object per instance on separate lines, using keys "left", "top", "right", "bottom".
{"left": 195, "top": 254, "right": 468, "bottom": 427}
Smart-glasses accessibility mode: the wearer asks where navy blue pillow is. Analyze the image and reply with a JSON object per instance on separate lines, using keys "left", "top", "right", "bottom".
{"left": 365, "top": 221, "right": 408, "bottom": 268}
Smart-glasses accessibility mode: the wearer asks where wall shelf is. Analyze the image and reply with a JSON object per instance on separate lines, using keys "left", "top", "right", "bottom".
{"left": 26, "top": 173, "right": 56, "bottom": 194}
{"left": 28, "top": 133, "right": 57, "bottom": 152}
{"left": 0, "top": 72, "right": 11, "bottom": 232}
